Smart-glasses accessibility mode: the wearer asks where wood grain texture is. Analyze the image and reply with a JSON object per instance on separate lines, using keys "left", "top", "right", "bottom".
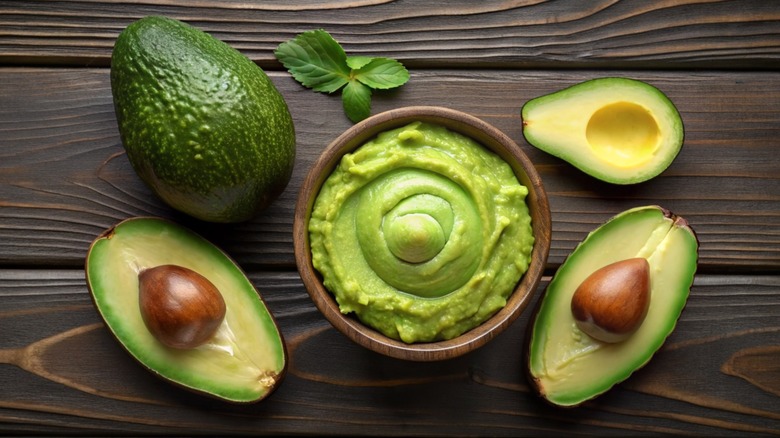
{"left": 0, "top": 270, "right": 778, "bottom": 435}
{"left": 1, "top": 2, "right": 779, "bottom": 434}
{"left": 0, "top": 0, "right": 778, "bottom": 68}
{"left": 1, "top": 68, "right": 778, "bottom": 270}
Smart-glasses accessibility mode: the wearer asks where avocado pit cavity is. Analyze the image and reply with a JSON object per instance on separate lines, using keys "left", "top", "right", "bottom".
{"left": 570, "top": 257, "right": 650, "bottom": 343}
{"left": 138, "top": 264, "right": 227, "bottom": 349}
{"left": 586, "top": 102, "right": 660, "bottom": 168}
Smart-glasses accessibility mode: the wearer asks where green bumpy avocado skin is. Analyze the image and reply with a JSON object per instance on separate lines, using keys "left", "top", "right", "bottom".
{"left": 309, "top": 122, "right": 534, "bottom": 343}
{"left": 111, "top": 16, "right": 296, "bottom": 223}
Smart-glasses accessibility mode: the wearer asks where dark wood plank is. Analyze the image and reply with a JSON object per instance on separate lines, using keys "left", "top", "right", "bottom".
{"left": 2, "top": 1, "right": 778, "bottom": 436}
{"left": 0, "top": 270, "right": 778, "bottom": 435}
{"left": 0, "top": 0, "right": 778, "bottom": 68}
{"left": 1, "top": 68, "right": 778, "bottom": 271}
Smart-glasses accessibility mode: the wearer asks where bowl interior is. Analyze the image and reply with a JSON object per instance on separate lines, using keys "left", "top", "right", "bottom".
{"left": 293, "top": 106, "right": 551, "bottom": 361}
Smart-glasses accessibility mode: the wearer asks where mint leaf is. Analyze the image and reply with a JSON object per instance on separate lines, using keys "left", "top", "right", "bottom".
{"left": 346, "top": 56, "right": 374, "bottom": 70}
{"left": 276, "top": 29, "right": 410, "bottom": 123}
{"left": 342, "top": 81, "right": 372, "bottom": 123}
{"left": 274, "top": 29, "right": 350, "bottom": 93}
{"left": 354, "top": 58, "right": 410, "bottom": 90}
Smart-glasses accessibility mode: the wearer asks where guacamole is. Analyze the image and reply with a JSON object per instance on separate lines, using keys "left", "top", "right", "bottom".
{"left": 309, "top": 122, "right": 534, "bottom": 343}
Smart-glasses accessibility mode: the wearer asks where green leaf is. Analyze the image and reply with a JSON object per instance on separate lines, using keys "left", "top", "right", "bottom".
{"left": 354, "top": 58, "right": 410, "bottom": 90}
{"left": 276, "top": 29, "right": 411, "bottom": 124}
{"left": 346, "top": 56, "right": 374, "bottom": 70}
{"left": 342, "top": 81, "right": 372, "bottom": 123}
{"left": 274, "top": 29, "right": 351, "bottom": 93}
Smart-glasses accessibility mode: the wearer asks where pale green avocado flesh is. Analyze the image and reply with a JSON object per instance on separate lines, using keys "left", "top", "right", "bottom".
{"left": 522, "top": 78, "right": 684, "bottom": 185}
{"left": 86, "top": 217, "right": 287, "bottom": 403}
{"left": 527, "top": 205, "right": 698, "bottom": 407}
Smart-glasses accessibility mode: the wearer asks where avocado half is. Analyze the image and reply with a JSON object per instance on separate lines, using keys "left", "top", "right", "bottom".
{"left": 522, "top": 78, "right": 684, "bottom": 185}
{"left": 85, "top": 217, "right": 287, "bottom": 403}
{"left": 526, "top": 206, "right": 698, "bottom": 407}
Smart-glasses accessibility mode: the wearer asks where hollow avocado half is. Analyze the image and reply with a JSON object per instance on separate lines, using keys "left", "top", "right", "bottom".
{"left": 85, "top": 217, "right": 287, "bottom": 403}
{"left": 526, "top": 205, "right": 698, "bottom": 407}
{"left": 522, "top": 78, "right": 684, "bottom": 185}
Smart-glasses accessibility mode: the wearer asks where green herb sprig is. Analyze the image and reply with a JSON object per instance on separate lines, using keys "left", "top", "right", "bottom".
{"left": 274, "top": 29, "right": 409, "bottom": 123}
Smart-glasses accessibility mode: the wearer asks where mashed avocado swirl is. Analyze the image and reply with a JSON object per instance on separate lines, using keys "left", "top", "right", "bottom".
{"left": 309, "top": 122, "right": 534, "bottom": 343}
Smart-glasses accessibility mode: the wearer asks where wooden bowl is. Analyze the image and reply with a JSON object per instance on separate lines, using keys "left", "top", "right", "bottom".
{"left": 293, "top": 106, "right": 551, "bottom": 361}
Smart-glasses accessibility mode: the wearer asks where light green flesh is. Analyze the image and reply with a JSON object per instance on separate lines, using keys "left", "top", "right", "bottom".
{"left": 528, "top": 206, "right": 698, "bottom": 407}
{"left": 522, "top": 77, "right": 684, "bottom": 185}
{"left": 86, "top": 217, "right": 285, "bottom": 403}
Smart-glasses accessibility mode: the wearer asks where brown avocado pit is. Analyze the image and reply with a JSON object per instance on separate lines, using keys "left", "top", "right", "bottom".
{"left": 138, "top": 264, "right": 227, "bottom": 349}
{"left": 570, "top": 257, "right": 650, "bottom": 343}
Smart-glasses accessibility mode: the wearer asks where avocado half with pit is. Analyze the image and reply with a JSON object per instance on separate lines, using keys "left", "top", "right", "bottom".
{"left": 526, "top": 205, "right": 698, "bottom": 407}
{"left": 522, "top": 78, "right": 684, "bottom": 184}
{"left": 85, "top": 217, "right": 287, "bottom": 403}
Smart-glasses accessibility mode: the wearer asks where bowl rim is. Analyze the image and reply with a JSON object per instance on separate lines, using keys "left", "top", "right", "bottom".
{"left": 293, "top": 106, "right": 551, "bottom": 361}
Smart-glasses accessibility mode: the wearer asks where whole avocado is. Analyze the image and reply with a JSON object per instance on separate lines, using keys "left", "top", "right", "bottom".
{"left": 110, "top": 16, "right": 295, "bottom": 223}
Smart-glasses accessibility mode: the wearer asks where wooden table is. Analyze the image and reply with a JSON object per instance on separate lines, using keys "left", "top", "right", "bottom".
{"left": 1, "top": 1, "right": 778, "bottom": 435}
